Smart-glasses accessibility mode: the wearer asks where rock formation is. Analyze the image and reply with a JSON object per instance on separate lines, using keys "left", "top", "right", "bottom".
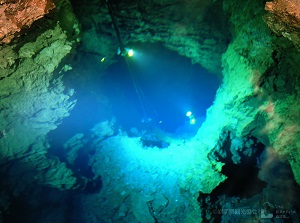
{"left": 0, "top": 0, "right": 55, "bottom": 44}
{"left": 0, "top": 0, "right": 299, "bottom": 222}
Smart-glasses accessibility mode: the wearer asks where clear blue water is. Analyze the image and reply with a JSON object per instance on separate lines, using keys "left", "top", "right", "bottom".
{"left": 49, "top": 44, "right": 220, "bottom": 143}
{"left": 100, "top": 44, "right": 220, "bottom": 133}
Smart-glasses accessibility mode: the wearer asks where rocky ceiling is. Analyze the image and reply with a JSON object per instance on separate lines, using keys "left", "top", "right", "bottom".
{"left": 71, "top": 0, "right": 230, "bottom": 75}
{"left": 0, "top": 0, "right": 300, "bottom": 222}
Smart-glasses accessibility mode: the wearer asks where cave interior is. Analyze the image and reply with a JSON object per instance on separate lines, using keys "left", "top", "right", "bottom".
{"left": 0, "top": 0, "right": 300, "bottom": 222}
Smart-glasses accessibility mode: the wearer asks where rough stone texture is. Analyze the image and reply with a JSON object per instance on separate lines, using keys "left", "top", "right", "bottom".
{"left": 1, "top": 0, "right": 300, "bottom": 221}
{"left": 0, "top": 0, "right": 55, "bottom": 44}
{"left": 187, "top": 4, "right": 300, "bottom": 220}
{"left": 200, "top": 146, "right": 300, "bottom": 222}
{"left": 195, "top": 0, "right": 275, "bottom": 162}
{"left": 212, "top": 0, "right": 300, "bottom": 187}
{"left": 256, "top": 49, "right": 300, "bottom": 186}
{"left": 0, "top": 0, "right": 80, "bottom": 218}
{"left": 0, "top": 24, "right": 76, "bottom": 162}
{"left": 69, "top": 120, "right": 226, "bottom": 223}
{"left": 264, "top": 0, "right": 300, "bottom": 49}
{"left": 59, "top": 0, "right": 300, "bottom": 221}
{"left": 72, "top": 0, "right": 229, "bottom": 75}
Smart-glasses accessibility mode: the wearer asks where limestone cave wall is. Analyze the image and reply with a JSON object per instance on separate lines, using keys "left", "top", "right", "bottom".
{"left": 0, "top": 0, "right": 300, "bottom": 222}
{"left": 0, "top": 0, "right": 81, "bottom": 220}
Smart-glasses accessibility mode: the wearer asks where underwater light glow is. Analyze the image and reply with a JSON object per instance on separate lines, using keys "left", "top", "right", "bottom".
{"left": 186, "top": 111, "right": 196, "bottom": 124}
{"left": 186, "top": 111, "right": 192, "bottom": 117}
{"left": 102, "top": 43, "right": 220, "bottom": 133}
{"left": 190, "top": 118, "right": 196, "bottom": 125}
{"left": 127, "top": 49, "right": 134, "bottom": 57}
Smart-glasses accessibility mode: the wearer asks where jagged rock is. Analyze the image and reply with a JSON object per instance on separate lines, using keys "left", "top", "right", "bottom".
{"left": 63, "top": 133, "right": 87, "bottom": 164}
{"left": 264, "top": 0, "right": 300, "bottom": 50}
{"left": 36, "top": 158, "right": 77, "bottom": 190}
{"left": 0, "top": 0, "right": 55, "bottom": 44}
{"left": 73, "top": 0, "right": 229, "bottom": 75}
{"left": 80, "top": 131, "right": 226, "bottom": 222}
{"left": 90, "top": 118, "right": 116, "bottom": 142}
{"left": 0, "top": 0, "right": 80, "bottom": 217}
{"left": 1, "top": 0, "right": 300, "bottom": 221}
{"left": 0, "top": 24, "right": 76, "bottom": 162}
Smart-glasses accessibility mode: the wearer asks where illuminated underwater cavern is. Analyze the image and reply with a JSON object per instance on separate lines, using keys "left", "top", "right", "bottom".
{"left": 0, "top": 0, "right": 300, "bottom": 222}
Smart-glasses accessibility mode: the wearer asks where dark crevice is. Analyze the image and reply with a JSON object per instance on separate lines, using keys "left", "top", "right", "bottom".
{"left": 48, "top": 138, "right": 103, "bottom": 194}
{"left": 200, "top": 133, "right": 300, "bottom": 222}
{"left": 209, "top": 134, "right": 266, "bottom": 198}
{"left": 199, "top": 134, "right": 267, "bottom": 221}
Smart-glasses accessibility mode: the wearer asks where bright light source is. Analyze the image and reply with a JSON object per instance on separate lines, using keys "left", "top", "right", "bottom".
{"left": 186, "top": 111, "right": 192, "bottom": 117}
{"left": 100, "top": 57, "right": 106, "bottom": 62}
{"left": 128, "top": 49, "right": 134, "bottom": 57}
{"left": 190, "top": 118, "right": 196, "bottom": 125}
{"left": 186, "top": 111, "right": 196, "bottom": 124}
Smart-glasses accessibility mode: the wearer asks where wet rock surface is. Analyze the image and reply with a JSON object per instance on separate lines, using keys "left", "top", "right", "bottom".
{"left": 0, "top": 0, "right": 55, "bottom": 44}
{"left": 0, "top": 0, "right": 81, "bottom": 221}
{"left": 264, "top": 0, "right": 300, "bottom": 49}
{"left": 0, "top": 0, "right": 300, "bottom": 222}
{"left": 71, "top": 0, "right": 230, "bottom": 75}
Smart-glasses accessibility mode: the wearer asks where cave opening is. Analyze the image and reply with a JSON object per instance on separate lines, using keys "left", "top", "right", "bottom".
{"left": 198, "top": 135, "right": 267, "bottom": 221}
{"left": 3, "top": 0, "right": 300, "bottom": 222}
{"left": 99, "top": 43, "right": 221, "bottom": 133}
{"left": 209, "top": 135, "right": 267, "bottom": 198}
{"left": 48, "top": 43, "right": 221, "bottom": 147}
{"left": 200, "top": 134, "right": 300, "bottom": 222}
{"left": 56, "top": 0, "right": 226, "bottom": 140}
